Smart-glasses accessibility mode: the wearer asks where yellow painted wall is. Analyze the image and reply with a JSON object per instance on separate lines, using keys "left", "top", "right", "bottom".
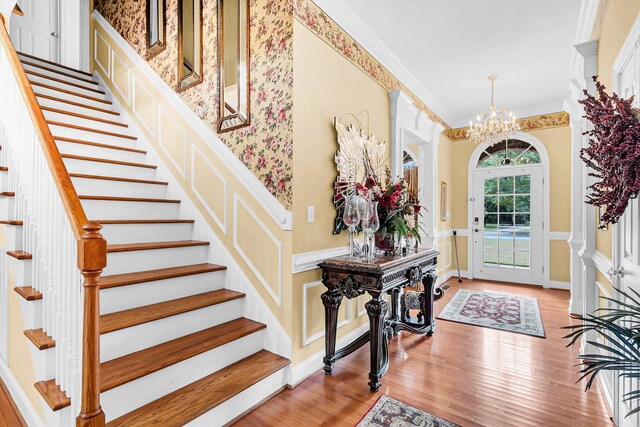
{"left": 594, "top": 0, "right": 640, "bottom": 259}
{"left": 291, "top": 19, "right": 391, "bottom": 363}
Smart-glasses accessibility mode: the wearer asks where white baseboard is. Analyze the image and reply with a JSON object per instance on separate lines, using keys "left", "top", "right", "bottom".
{"left": 0, "top": 360, "right": 44, "bottom": 427}
{"left": 549, "top": 280, "right": 570, "bottom": 290}
{"left": 436, "top": 269, "right": 469, "bottom": 286}
{"left": 287, "top": 323, "right": 369, "bottom": 388}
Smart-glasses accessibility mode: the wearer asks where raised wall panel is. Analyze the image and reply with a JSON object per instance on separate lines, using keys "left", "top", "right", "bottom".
{"left": 132, "top": 75, "right": 156, "bottom": 138}
{"left": 111, "top": 49, "right": 130, "bottom": 106}
{"left": 158, "top": 107, "right": 188, "bottom": 178}
{"left": 191, "top": 145, "right": 227, "bottom": 234}
{"left": 94, "top": 30, "right": 110, "bottom": 78}
{"left": 233, "top": 193, "right": 282, "bottom": 306}
{"left": 303, "top": 281, "right": 350, "bottom": 346}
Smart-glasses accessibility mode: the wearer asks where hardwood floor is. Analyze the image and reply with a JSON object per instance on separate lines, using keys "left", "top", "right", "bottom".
{"left": 0, "top": 378, "right": 26, "bottom": 427}
{"left": 235, "top": 279, "right": 613, "bottom": 427}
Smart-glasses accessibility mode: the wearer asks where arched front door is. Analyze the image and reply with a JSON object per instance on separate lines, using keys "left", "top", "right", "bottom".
{"left": 471, "top": 139, "right": 544, "bottom": 285}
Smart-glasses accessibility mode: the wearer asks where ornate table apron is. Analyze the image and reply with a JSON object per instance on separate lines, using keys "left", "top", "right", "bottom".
{"left": 318, "top": 248, "right": 441, "bottom": 392}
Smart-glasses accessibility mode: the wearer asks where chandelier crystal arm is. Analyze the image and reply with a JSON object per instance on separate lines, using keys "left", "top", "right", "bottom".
{"left": 467, "top": 74, "right": 520, "bottom": 145}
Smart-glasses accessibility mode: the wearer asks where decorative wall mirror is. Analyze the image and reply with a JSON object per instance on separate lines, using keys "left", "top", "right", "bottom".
{"left": 178, "top": 0, "right": 203, "bottom": 91}
{"left": 403, "top": 150, "right": 418, "bottom": 202}
{"left": 217, "top": 0, "right": 250, "bottom": 133}
{"left": 333, "top": 116, "right": 388, "bottom": 234}
{"left": 146, "top": 0, "right": 166, "bottom": 59}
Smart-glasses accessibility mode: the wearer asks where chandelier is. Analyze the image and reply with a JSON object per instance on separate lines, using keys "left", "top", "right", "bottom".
{"left": 467, "top": 75, "right": 520, "bottom": 145}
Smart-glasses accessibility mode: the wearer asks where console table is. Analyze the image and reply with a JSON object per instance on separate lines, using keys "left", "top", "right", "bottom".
{"left": 319, "top": 248, "right": 442, "bottom": 392}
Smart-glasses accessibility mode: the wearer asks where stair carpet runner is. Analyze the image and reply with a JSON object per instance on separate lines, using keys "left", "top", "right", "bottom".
{"left": 8, "top": 52, "right": 288, "bottom": 426}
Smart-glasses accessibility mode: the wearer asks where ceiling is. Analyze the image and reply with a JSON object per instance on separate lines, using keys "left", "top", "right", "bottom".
{"left": 325, "top": 0, "right": 583, "bottom": 128}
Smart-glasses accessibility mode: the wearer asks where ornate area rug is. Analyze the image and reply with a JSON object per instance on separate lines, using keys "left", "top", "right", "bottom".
{"left": 437, "top": 289, "right": 545, "bottom": 338}
{"left": 357, "top": 395, "right": 459, "bottom": 427}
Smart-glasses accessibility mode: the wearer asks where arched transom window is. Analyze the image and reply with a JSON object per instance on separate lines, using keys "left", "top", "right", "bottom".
{"left": 477, "top": 139, "right": 541, "bottom": 168}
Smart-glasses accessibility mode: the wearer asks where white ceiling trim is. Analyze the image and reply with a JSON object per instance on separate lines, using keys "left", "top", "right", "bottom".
{"left": 311, "top": 0, "right": 454, "bottom": 127}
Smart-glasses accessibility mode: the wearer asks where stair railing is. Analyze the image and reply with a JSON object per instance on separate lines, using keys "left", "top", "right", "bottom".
{"left": 0, "top": 15, "right": 106, "bottom": 427}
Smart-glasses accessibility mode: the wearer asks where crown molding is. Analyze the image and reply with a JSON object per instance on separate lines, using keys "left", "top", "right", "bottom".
{"left": 310, "top": 0, "right": 452, "bottom": 127}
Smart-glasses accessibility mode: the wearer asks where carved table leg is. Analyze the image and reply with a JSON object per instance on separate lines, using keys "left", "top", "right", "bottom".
{"left": 322, "top": 288, "right": 343, "bottom": 374}
{"left": 421, "top": 271, "right": 437, "bottom": 335}
{"left": 365, "top": 293, "right": 389, "bottom": 392}
{"left": 390, "top": 287, "right": 400, "bottom": 337}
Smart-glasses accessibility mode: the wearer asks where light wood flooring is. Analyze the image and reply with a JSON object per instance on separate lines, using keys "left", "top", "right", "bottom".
{"left": 235, "top": 279, "right": 613, "bottom": 427}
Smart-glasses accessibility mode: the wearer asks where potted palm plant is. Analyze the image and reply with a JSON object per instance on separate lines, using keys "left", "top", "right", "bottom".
{"left": 563, "top": 287, "right": 640, "bottom": 418}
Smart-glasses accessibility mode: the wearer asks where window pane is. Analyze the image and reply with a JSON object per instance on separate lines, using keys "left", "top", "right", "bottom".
{"left": 515, "top": 150, "right": 540, "bottom": 165}
{"left": 499, "top": 232, "right": 514, "bottom": 250}
{"left": 498, "top": 195, "right": 514, "bottom": 212}
{"left": 515, "top": 175, "right": 530, "bottom": 193}
{"left": 515, "top": 251, "right": 530, "bottom": 268}
{"left": 499, "top": 176, "right": 514, "bottom": 194}
{"left": 484, "top": 178, "right": 498, "bottom": 195}
{"left": 499, "top": 214, "right": 514, "bottom": 231}
{"left": 515, "top": 231, "right": 530, "bottom": 250}
{"left": 499, "top": 250, "right": 514, "bottom": 267}
{"left": 485, "top": 196, "right": 498, "bottom": 213}
{"left": 484, "top": 250, "right": 498, "bottom": 266}
{"left": 484, "top": 214, "right": 498, "bottom": 229}
{"left": 515, "top": 195, "right": 530, "bottom": 213}
{"left": 484, "top": 230, "right": 498, "bottom": 249}
{"left": 515, "top": 214, "right": 530, "bottom": 227}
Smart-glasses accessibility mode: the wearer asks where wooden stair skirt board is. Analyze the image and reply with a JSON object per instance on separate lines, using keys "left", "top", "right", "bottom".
{"left": 106, "top": 350, "right": 289, "bottom": 427}
{"left": 14, "top": 286, "right": 42, "bottom": 301}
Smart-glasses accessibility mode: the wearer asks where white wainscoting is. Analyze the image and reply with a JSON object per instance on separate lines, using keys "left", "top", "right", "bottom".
{"left": 302, "top": 281, "right": 351, "bottom": 346}
{"left": 191, "top": 144, "right": 228, "bottom": 235}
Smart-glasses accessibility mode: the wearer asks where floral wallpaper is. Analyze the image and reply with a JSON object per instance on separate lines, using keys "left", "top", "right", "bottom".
{"left": 292, "top": 0, "right": 448, "bottom": 133}
{"left": 447, "top": 112, "right": 571, "bottom": 141}
{"left": 95, "top": 0, "right": 294, "bottom": 207}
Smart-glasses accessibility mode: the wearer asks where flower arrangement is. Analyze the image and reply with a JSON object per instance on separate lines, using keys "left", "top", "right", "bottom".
{"left": 357, "top": 177, "right": 423, "bottom": 244}
{"left": 579, "top": 76, "right": 640, "bottom": 227}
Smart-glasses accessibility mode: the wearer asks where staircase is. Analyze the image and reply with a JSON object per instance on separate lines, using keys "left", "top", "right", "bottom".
{"left": 4, "top": 50, "right": 289, "bottom": 426}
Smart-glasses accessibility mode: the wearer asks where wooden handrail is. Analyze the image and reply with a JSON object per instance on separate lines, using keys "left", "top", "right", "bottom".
{"left": 0, "top": 14, "right": 106, "bottom": 427}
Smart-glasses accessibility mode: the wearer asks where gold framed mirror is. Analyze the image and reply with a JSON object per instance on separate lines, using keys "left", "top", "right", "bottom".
{"left": 146, "top": 0, "right": 166, "bottom": 60}
{"left": 217, "top": 0, "right": 250, "bottom": 133}
{"left": 178, "top": 0, "right": 203, "bottom": 91}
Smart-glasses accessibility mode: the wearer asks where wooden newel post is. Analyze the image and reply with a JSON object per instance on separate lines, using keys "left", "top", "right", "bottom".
{"left": 76, "top": 222, "right": 107, "bottom": 427}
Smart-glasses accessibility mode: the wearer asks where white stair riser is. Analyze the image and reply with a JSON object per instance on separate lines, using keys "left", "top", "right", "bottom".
{"left": 100, "top": 222, "right": 193, "bottom": 244}
{"left": 56, "top": 140, "right": 147, "bottom": 164}
{"left": 27, "top": 343, "right": 55, "bottom": 381}
{"left": 32, "top": 86, "right": 111, "bottom": 111}
{"left": 0, "top": 223, "right": 23, "bottom": 249}
{"left": 100, "top": 298, "right": 245, "bottom": 361}
{"left": 71, "top": 177, "right": 167, "bottom": 199}
{"left": 48, "top": 125, "right": 138, "bottom": 149}
{"left": 0, "top": 171, "right": 7, "bottom": 190}
{"left": 44, "top": 110, "right": 129, "bottom": 135}
{"left": 19, "top": 55, "right": 92, "bottom": 80}
{"left": 102, "top": 332, "right": 264, "bottom": 422}
{"left": 0, "top": 196, "right": 14, "bottom": 218}
{"left": 27, "top": 74, "right": 105, "bottom": 99}
{"left": 41, "top": 405, "right": 73, "bottom": 427}
{"left": 80, "top": 200, "right": 180, "bottom": 220}
{"left": 37, "top": 96, "right": 118, "bottom": 121}
{"left": 22, "top": 63, "right": 98, "bottom": 89}
{"left": 100, "top": 271, "right": 225, "bottom": 314}
{"left": 104, "top": 245, "right": 209, "bottom": 276}
{"left": 8, "top": 258, "right": 32, "bottom": 286}
{"left": 185, "top": 368, "right": 287, "bottom": 427}
{"left": 16, "top": 297, "right": 42, "bottom": 331}
{"left": 63, "top": 158, "right": 156, "bottom": 181}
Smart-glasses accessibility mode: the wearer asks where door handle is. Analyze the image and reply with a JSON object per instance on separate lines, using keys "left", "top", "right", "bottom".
{"left": 474, "top": 228, "right": 482, "bottom": 233}
{"left": 50, "top": 32, "right": 59, "bottom": 38}
{"left": 609, "top": 266, "right": 625, "bottom": 278}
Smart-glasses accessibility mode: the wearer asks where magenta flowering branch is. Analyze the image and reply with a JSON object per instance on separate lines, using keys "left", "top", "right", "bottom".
{"left": 579, "top": 76, "right": 640, "bottom": 227}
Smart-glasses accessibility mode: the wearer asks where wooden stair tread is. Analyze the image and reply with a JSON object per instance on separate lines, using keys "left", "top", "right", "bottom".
{"left": 18, "top": 52, "right": 94, "bottom": 77}
{"left": 0, "top": 166, "right": 7, "bottom": 171}
{"left": 61, "top": 154, "right": 154, "bottom": 169}
{"left": 79, "top": 195, "right": 180, "bottom": 204}
{"left": 69, "top": 173, "right": 168, "bottom": 185}
{"left": 106, "top": 350, "right": 289, "bottom": 427}
{"left": 101, "top": 318, "right": 265, "bottom": 392}
{"left": 24, "top": 328, "right": 55, "bottom": 350}
{"left": 31, "top": 81, "right": 111, "bottom": 104}
{"left": 100, "top": 263, "right": 226, "bottom": 289}
{"left": 100, "top": 290, "right": 244, "bottom": 334}
{"left": 0, "top": 220, "right": 23, "bottom": 225}
{"left": 107, "top": 240, "right": 209, "bottom": 253}
{"left": 42, "top": 107, "right": 127, "bottom": 127}
{"left": 7, "top": 250, "right": 31, "bottom": 260}
{"left": 47, "top": 122, "right": 137, "bottom": 140}
{"left": 36, "top": 93, "right": 119, "bottom": 116}
{"left": 94, "top": 219, "right": 195, "bottom": 224}
{"left": 54, "top": 136, "right": 145, "bottom": 154}
{"left": 1, "top": 192, "right": 14, "bottom": 197}
{"left": 34, "top": 379, "right": 70, "bottom": 411}
{"left": 14, "top": 286, "right": 41, "bottom": 301}
{"left": 25, "top": 69, "right": 104, "bottom": 93}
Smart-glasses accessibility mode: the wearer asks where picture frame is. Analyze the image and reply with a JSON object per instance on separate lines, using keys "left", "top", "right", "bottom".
{"left": 440, "top": 181, "right": 447, "bottom": 222}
